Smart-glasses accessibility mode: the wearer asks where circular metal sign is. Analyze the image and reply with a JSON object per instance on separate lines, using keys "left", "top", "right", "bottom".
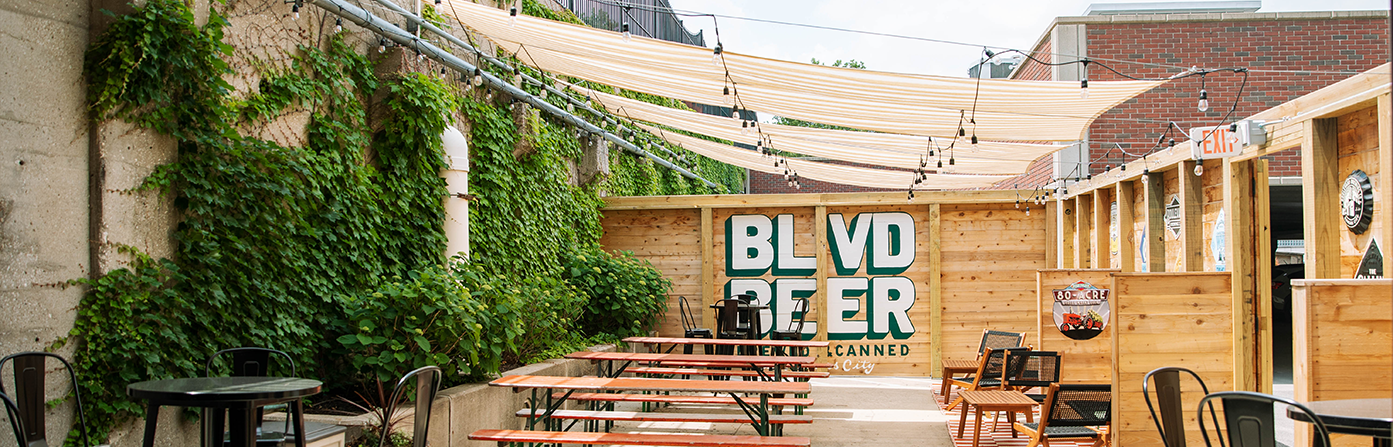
{"left": 1341, "top": 170, "right": 1374, "bottom": 234}
{"left": 1051, "top": 281, "right": 1110, "bottom": 341}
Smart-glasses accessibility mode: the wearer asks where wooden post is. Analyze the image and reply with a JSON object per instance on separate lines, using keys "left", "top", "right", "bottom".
{"left": 1117, "top": 181, "right": 1136, "bottom": 272}
{"left": 701, "top": 206, "right": 715, "bottom": 332}
{"left": 815, "top": 205, "right": 829, "bottom": 348}
{"left": 1179, "top": 160, "right": 1204, "bottom": 271}
{"left": 1144, "top": 173, "right": 1166, "bottom": 272}
{"left": 1062, "top": 197, "right": 1077, "bottom": 269}
{"left": 1093, "top": 190, "right": 1109, "bottom": 269}
{"left": 1077, "top": 195, "right": 1093, "bottom": 269}
{"left": 1225, "top": 159, "right": 1257, "bottom": 391}
{"left": 1255, "top": 160, "right": 1273, "bottom": 394}
{"left": 1379, "top": 94, "right": 1392, "bottom": 278}
{"left": 1302, "top": 118, "right": 1341, "bottom": 279}
{"left": 928, "top": 204, "right": 943, "bottom": 377}
{"left": 1046, "top": 200, "right": 1058, "bottom": 269}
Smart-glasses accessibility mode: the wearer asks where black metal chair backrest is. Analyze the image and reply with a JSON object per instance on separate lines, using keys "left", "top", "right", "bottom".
{"left": 1198, "top": 391, "right": 1330, "bottom": 447}
{"left": 978, "top": 330, "right": 1027, "bottom": 357}
{"left": 205, "top": 347, "right": 297, "bottom": 439}
{"left": 714, "top": 298, "right": 745, "bottom": 337}
{"left": 1, "top": 390, "right": 27, "bottom": 446}
{"left": 1145, "top": 366, "right": 1223, "bottom": 447}
{"left": 1040, "top": 383, "right": 1112, "bottom": 428}
{"left": 380, "top": 366, "right": 442, "bottom": 447}
{"left": 975, "top": 347, "right": 1026, "bottom": 385}
{"left": 1002, "top": 350, "right": 1061, "bottom": 389}
{"left": 679, "top": 296, "right": 698, "bottom": 334}
{"left": 0, "top": 352, "right": 94, "bottom": 447}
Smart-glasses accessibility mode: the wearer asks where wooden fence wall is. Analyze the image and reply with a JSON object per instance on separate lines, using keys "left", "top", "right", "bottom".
{"left": 1111, "top": 273, "right": 1235, "bottom": 447}
{"left": 1037, "top": 269, "right": 1118, "bottom": 384}
{"left": 598, "top": 193, "right": 1042, "bottom": 376}
{"left": 1292, "top": 279, "right": 1393, "bottom": 447}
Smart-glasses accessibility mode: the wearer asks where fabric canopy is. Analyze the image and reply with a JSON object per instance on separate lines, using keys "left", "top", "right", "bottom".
{"left": 636, "top": 124, "right": 1011, "bottom": 190}
{"left": 578, "top": 86, "right": 1064, "bottom": 175}
{"left": 440, "top": 0, "right": 1166, "bottom": 142}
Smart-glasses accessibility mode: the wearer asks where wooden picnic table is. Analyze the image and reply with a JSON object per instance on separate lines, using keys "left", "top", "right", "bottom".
{"left": 491, "top": 374, "right": 810, "bottom": 436}
{"left": 564, "top": 351, "right": 816, "bottom": 382}
{"left": 624, "top": 336, "right": 830, "bottom": 356}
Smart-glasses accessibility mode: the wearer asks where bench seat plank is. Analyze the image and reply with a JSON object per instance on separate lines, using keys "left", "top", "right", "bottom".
{"left": 627, "top": 367, "right": 830, "bottom": 379}
{"left": 657, "top": 361, "right": 832, "bottom": 370}
{"left": 469, "top": 429, "right": 811, "bottom": 447}
{"left": 515, "top": 409, "right": 814, "bottom": 424}
{"left": 491, "top": 375, "right": 810, "bottom": 395}
{"left": 555, "top": 392, "right": 813, "bottom": 407}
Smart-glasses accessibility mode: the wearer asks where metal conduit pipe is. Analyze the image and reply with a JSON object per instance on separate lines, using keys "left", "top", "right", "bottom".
{"left": 308, "top": 0, "right": 721, "bottom": 189}
{"left": 368, "top": 0, "right": 685, "bottom": 160}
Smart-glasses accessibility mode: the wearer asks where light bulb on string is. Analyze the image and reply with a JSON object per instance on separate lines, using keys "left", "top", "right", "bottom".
{"left": 540, "top": 89, "right": 548, "bottom": 100}
{"left": 1194, "top": 160, "right": 1204, "bottom": 176}
{"left": 508, "top": 7, "right": 518, "bottom": 27}
{"left": 334, "top": 17, "right": 342, "bottom": 33}
{"left": 292, "top": 3, "right": 300, "bottom": 20}
{"left": 1080, "top": 78, "right": 1089, "bottom": 99}
{"left": 621, "top": 22, "right": 631, "bottom": 42}
{"left": 379, "top": 38, "right": 387, "bottom": 53}
{"left": 741, "top": 121, "right": 750, "bottom": 135}
{"left": 1141, "top": 169, "right": 1151, "bottom": 183}
{"left": 1197, "top": 89, "right": 1209, "bottom": 112}
{"left": 1025, "top": 206, "right": 1030, "bottom": 216}
{"left": 712, "top": 43, "right": 723, "bottom": 66}
{"left": 731, "top": 108, "right": 740, "bottom": 120}
{"left": 566, "top": 102, "right": 574, "bottom": 113}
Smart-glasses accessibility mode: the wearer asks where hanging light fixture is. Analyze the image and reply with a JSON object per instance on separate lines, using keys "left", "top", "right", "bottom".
{"left": 712, "top": 43, "right": 723, "bottom": 66}
{"left": 1079, "top": 59, "right": 1090, "bottom": 99}
{"left": 1194, "top": 159, "right": 1204, "bottom": 176}
{"left": 334, "top": 17, "right": 342, "bottom": 33}
{"left": 508, "top": 6, "right": 518, "bottom": 27}
{"left": 621, "top": 22, "right": 631, "bottom": 42}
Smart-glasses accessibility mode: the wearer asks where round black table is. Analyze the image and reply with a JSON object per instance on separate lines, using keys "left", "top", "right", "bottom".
{"left": 1287, "top": 398, "right": 1392, "bottom": 447}
{"left": 128, "top": 376, "right": 321, "bottom": 447}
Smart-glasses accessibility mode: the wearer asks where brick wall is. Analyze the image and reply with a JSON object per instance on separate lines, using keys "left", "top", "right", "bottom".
{"left": 749, "top": 169, "right": 899, "bottom": 194}
{"left": 1013, "top": 13, "right": 1388, "bottom": 187}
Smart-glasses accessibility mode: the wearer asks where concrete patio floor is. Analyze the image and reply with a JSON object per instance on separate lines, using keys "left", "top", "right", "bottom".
{"left": 603, "top": 376, "right": 957, "bottom": 446}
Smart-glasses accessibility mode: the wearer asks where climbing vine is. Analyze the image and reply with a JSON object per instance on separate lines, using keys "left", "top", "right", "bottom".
{"left": 71, "top": 0, "right": 734, "bottom": 443}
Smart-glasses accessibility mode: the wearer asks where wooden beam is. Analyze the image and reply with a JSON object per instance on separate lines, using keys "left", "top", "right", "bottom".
{"left": 1224, "top": 159, "right": 1257, "bottom": 391}
{"left": 1093, "top": 190, "right": 1110, "bottom": 269}
{"left": 1254, "top": 160, "right": 1273, "bottom": 394}
{"left": 1179, "top": 160, "right": 1205, "bottom": 271}
{"left": 700, "top": 206, "right": 715, "bottom": 333}
{"left": 815, "top": 205, "right": 829, "bottom": 347}
{"left": 1302, "top": 118, "right": 1342, "bottom": 279}
{"left": 1076, "top": 195, "right": 1093, "bottom": 269}
{"left": 1046, "top": 200, "right": 1058, "bottom": 269}
{"left": 928, "top": 204, "right": 943, "bottom": 377}
{"left": 1117, "top": 181, "right": 1136, "bottom": 272}
{"left": 602, "top": 190, "right": 1022, "bottom": 210}
{"left": 1062, "top": 197, "right": 1077, "bottom": 269}
{"left": 1144, "top": 173, "right": 1166, "bottom": 272}
{"left": 1380, "top": 94, "right": 1392, "bottom": 278}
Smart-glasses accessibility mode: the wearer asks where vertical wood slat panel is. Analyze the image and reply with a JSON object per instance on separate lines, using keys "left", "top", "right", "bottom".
{"left": 1292, "top": 279, "right": 1393, "bottom": 447}
{"left": 1111, "top": 272, "right": 1234, "bottom": 447}
{"left": 1037, "top": 269, "right": 1118, "bottom": 384}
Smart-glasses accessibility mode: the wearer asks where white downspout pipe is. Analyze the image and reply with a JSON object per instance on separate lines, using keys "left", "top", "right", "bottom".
{"left": 442, "top": 125, "right": 470, "bottom": 259}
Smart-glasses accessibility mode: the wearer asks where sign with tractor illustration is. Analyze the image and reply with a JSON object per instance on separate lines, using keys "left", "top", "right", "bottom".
{"left": 1051, "top": 281, "right": 1110, "bottom": 341}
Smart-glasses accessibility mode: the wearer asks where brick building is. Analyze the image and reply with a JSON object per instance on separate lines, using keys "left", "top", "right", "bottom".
{"left": 750, "top": 2, "right": 1389, "bottom": 194}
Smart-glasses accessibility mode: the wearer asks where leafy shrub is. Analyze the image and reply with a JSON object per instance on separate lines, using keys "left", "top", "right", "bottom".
{"left": 563, "top": 246, "right": 672, "bottom": 337}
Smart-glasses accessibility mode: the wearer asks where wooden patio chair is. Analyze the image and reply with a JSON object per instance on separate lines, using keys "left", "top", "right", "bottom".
{"left": 1013, "top": 383, "right": 1112, "bottom": 447}
{"left": 945, "top": 347, "right": 1025, "bottom": 411}
{"left": 941, "top": 329, "right": 1026, "bottom": 397}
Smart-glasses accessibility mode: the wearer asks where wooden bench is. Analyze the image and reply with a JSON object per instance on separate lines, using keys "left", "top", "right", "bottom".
{"left": 470, "top": 429, "right": 811, "bottom": 447}
{"left": 656, "top": 361, "right": 832, "bottom": 370}
{"left": 515, "top": 409, "right": 814, "bottom": 424}
{"left": 626, "top": 366, "right": 831, "bottom": 379}
{"left": 554, "top": 392, "right": 814, "bottom": 407}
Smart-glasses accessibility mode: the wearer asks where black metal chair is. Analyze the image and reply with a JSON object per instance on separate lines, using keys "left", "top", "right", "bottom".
{"left": 0, "top": 391, "right": 22, "bottom": 445}
{"left": 1013, "top": 383, "right": 1112, "bottom": 447}
{"left": 678, "top": 296, "right": 712, "bottom": 355}
{"left": 713, "top": 298, "right": 748, "bottom": 355}
{"left": 204, "top": 347, "right": 299, "bottom": 446}
{"left": 1003, "top": 350, "right": 1062, "bottom": 403}
{"left": 769, "top": 298, "right": 809, "bottom": 356}
{"left": 1198, "top": 391, "right": 1330, "bottom": 447}
{"left": 978, "top": 330, "right": 1027, "bottom": 357}
{"left": 0, "top": 352, "right": 98, "bottom": 447}
{"left": 1144, "top": 366, "right": 1224, "bottom": 447}
{"left": 378, "top": 366, "right": 442, "bottom": 447}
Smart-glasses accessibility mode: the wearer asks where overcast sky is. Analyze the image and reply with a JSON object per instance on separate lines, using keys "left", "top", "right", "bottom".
{"left": 664, "top": 0, "right": 1389, "bottom": 77}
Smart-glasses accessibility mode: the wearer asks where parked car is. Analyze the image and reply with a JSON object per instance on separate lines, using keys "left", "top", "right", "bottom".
{"left": 1272, "top": 263, "right": 1304, "bottom": 312}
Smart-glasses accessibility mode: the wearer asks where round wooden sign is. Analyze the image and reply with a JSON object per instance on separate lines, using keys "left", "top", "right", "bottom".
{"left": 1340, "top": 170, "right": 1373, "bottom": 234}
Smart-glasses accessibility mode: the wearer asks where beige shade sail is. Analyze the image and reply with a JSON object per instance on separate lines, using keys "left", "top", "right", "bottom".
{"left": 440, "top": 0, "right": 1166, "bottom": 142}
{"left": 636, "top": 124, "right": 1011, "bottom": 190}
{"left": 578, "top": 86, "right": 1064, "bottom": 175}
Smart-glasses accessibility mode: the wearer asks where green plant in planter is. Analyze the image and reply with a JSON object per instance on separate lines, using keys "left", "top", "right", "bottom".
{"left": 563, "top": 246, "right": 672, "bottom": 338}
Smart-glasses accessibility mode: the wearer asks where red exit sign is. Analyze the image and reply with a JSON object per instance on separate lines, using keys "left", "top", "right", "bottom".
{"left": 1190, "top": 127, "right": 1239, "bottom": 158}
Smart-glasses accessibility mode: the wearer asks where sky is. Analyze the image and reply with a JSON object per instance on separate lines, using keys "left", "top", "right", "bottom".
{"left": 664, "top": 0, "right": 1389, "bottom": 77}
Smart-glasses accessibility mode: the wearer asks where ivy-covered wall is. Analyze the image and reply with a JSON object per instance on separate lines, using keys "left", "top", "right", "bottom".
{"left": 41, "top": 0, "right": 748, "bottom": 444}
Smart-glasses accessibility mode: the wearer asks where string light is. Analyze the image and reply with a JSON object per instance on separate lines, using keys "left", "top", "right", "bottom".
{"left": 1141, "top": 169, "right": 1151, "bottom": 183}
{"left": 291, "top": 2, "right": 300, "bottom": 20}
{"left": 1080, "top": 59, "right": 1090, "bottom": 99}
{"left": 712, "top": 43, "right": 723, "bottom": 66}
{"left": 378, "top": 38, "right": 387, "bottom": 53}
{"left": 334, "top": 17, "right": 342, "bottom": 33}
{"left": 508, "top": 6, "right": 518, "bottom": 27}
{"left": 731, "top": 108, "right": 740, "bottom": 120}
{"left": 1197, "top": 89, "right": 1209, "bottom": 112}
{"left": 621, "top": 22, "right": 631, "bottom": 42}
{"left": 472, "top": 68, "right": 483, "bottom": 87}
{"left": 1194, "top": 160, "right": 1204, "bottom": 176}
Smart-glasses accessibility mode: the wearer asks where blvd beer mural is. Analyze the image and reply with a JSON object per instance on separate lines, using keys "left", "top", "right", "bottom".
{"left": 724, "top": 212, "right": 918, "bottom": 373}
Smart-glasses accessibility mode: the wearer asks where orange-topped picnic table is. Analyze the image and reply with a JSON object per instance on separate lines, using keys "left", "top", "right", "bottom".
{"left": 623, "top": 336, "right": 829, "bottom": 357}
{"left": 564, "top": 350, "right": 816, "bottom": 381}
{"left": 491, "top": 374, "right": 811, "bottom": 436}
